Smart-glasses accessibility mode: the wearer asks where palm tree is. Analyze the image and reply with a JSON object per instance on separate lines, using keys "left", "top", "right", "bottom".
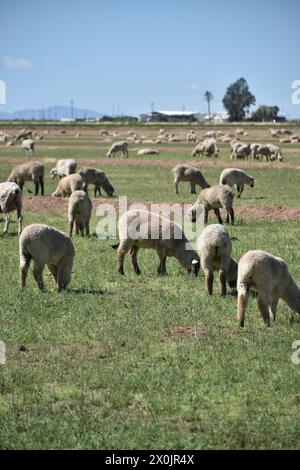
{"left": 204, "top": 91, "right": 213, "bottom": 121}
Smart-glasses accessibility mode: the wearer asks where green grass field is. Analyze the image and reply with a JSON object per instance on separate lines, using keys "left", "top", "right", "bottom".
{"left": 1, "top": 123, "right": 300, "bottom": 449}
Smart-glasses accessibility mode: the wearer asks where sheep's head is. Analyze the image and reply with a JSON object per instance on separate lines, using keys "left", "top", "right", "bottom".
{"left": 106, "top": 151, "right": 111, "bottom": 158}
{"left": 49, "top": 168, "right": 57, "bottom": 179}
{"left": 250, "top": 178, "right": 254, "bottom": 187}
{"left": 191, "top": 258, "right": 200, "bottom": 276}
{"left": 103, "top": 179, "right": 114, "bottom": 197}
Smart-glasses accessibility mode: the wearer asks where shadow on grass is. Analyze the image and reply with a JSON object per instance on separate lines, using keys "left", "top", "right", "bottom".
{"left": 68, "top": 288, "right": 111, "bottom": 296}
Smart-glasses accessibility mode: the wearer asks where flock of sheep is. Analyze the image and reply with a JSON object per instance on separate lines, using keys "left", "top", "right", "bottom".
{"left": 0, "top": 125, "right": 299, "bottom": 328}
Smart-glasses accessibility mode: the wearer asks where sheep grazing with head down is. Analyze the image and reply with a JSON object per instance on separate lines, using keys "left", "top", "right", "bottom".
{"left": 68, "top": 190, "right": 92, "bottom": 237}
{"left": 49, "top": 159, "right": 77, "bottom": 179}
{"left": 113, "top": 209, "right": 200, "bottom": 276}
{"left": 52, "top": 174, "right": 83, "bottom": 197}
{"left": 7, "top": 161, "right": 45, "bottom": 196}
{"left": 219, "top": 168, "right": 254, "bottom": 198}
{"left": 237, "top": 250, "right": 300, "bottom": 327}
{"left": 171, "top": 164, "right": 210, "bottom": 194}
{"left": 106, "top": 141, "right": 128, "bottom": 158}
{"left": 78, "top": 167, "right": 114, "bottom": 197}
{"left": 0, "top": 182, "right": 23, "bottom": 236}
{"left": 188, "top": 185, "right": 235, "bottom": 225}
{"left": 19, "top": 224, "right": 75, "bottom": 292}
{"left": 197, "top": 224, "right": 237, "bottom": 296}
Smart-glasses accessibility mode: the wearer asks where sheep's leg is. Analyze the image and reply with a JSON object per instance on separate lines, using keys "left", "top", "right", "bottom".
{"left": 205, "top": 270, "right": 214, "bottom": 295}
{"left": 96, "top": 185, "right": 102, "bottom": 197}
{"left": 157, "top": 256, "right": 167, "bottom": 275}
{"left": 174, "top": 180, "right": 179, "bottom": 194}
{"left": 78, "top": 221, "right": 84, "bottom": 237}
{"left": 257, "top": 292, "right": 271, "bottom": 326}
{"left": 191, "top": 183, "right": 196, "bottom": 194}
{"left": 47, "top": 264, "right": 58, "bottom": 283}
{"left": 32, "top": 262, "right": 46, "bottom": 291}
{"left": 85, "top": 221, "right": 90, "bottom": 236}
{"left": 39, "top": 177, "right": 44, "bottom": 196}
{"left": 226, "top": 208, "right": 235, "bottom": 225}
{"left": 219, "top": 270, "right": 227, "bottom": 296}
{"left": 117, "top": 242, "right": 132, "bottom": 275}
{"left": 269, "top": 296, "right": 279, "bottom": 322}
{"left": 213, "top": 209, "right": 223, "bottom": 224}
{"left": 17, "top": 207, "right": 23, "bottom": 236}
{"left": 2, "top": 213, "right": 10, "bottom": 236}
{"left": 237, "top": 282, "right": 250, "bottom": 327}
{"left": 204, "top": 209, "right": 208, "bottom": 224}
{"left": 33, "top": 177, "right": 39, "bottom": 196}
{"left": 130, "top": 246, "right": 141, "bottom": 275}
{"left": 75, "top": 221, "right": 80, "bottom": 235}
{"left": 238, "top": 184, "right": 244, "bottom": 198}
{"left": 69, "top": 218, "right": 75, "bottom": 237}
{"left": 20, "top": 253, "right": 31, "bottom": 288}
{"left": 83, "top": 183, "right": 89, "bottom": 195}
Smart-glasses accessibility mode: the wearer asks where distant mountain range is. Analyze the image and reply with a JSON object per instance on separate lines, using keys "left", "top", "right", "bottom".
{"left": 0, "top": 105, "right": 106, "bottom": 120}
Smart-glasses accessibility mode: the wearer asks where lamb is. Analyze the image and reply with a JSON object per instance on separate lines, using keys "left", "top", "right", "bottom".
{"left": 197, "top": 224, "right": 238, "bottom": 296}
{"left": 68, "top": 190, "right": 92, "bottom": 237}
{"left": 107, "top": 141, "right": 128, "bottom": 158}
{"left": 0, "top": 182, "right": 23, "bottom": 236}
{"left": 49, "top": 159, "right": 77, "bottom": 179}
{"left": 237, "top": 250, "right": 300, "bottom": 327}
{"left": 52, "top": 174, "right": 83, "bottom": 197}
{"left": 21, "top": 139, "right": 35, "bottom": 155}
{"left": 137, "top": 148, "right": 159, "bottom": 156}
{"left": 188, "top": 184, "right": 235, "bottom": 225}
{"left": 266, "top": 143, "right": 283, "bottom": 161}
{"left": 219, "top": 168, "right": 254, "bottom": 198}
{"left": 231, "top": 143, "right": 251, "bottom": 160}
{"left": 78, "top": 167, "right": 114, "bottom": 197}
{"left": 171, "top": 164, "right": 210, "bottom": 194}
{"left": 7, "top": 161, "right": 44, "bottom": 196}
{"left": 19, "top": 224, "right": 75, "bottom": 292}
{"left": 113, "top": 209, "right": 200, "bottom": 276}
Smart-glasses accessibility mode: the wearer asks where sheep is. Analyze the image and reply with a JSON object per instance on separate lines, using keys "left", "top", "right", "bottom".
{"left": 19, "top": 224, "right": 75, "bottom": 292}
{"left": 188, "top": 184, "right": 235, "bottom": 225}
{"left": 204, "top": 131, "right": 216, "bottom": 138}
{"left": 237, "top": 250, "right": 300, "bottom": 327}
{"left": 49, "top": 159, "right": 77, "bottom": 179}
{"left": 113, "top": 209, "right": 200, "bottom": 276}
{"left": 197, "top": 224, "right": 238, "bottom": 296}
{"left": 269, "top": 129, "right": 279, "bottom": 138}
{"left": 21, "top": 139, "right": 35, "bottom": 155}
{"left": 192, "top": 138, "right": 219, "bottom": 158}
{"left": 0, "top": 182, "right": 23, "bottom": 236}
{"left": 142, "top": 139, "right": 155, "bottom": 144}
{"left": 255, "top": 144, "right": 272, "bottom": 162}
{"left": 7, "top": 161, "right": 44, "bottom": 196}
{"left": 171, "top": 164, "right": 210, "bottom": 194}
{"left": 186, "top": 132, "right": 198, "bottom": 143}
{"left": 68, "top": 190, "right": 92, "bottom": 237}
{"left": 137, "top": 148, "right": 159, "bottom": 156}
{"left": 231, "top": 143, "right": 251, "bottom": 160}
{"left": 52, "top": 174, "right": 83, "bottom": 197}
{"left": 235, "top": 128, "right": 244, "bottom": 136}
{"left": 168, "top": 134, "right": 182, "bottom": 142}
{"left": 15, "top": 130, "right": 32, "bottom": 142}
{"left": 266, "top": 143, "right": 283, "bottom": 161}
{"left": 219, "top": 168, "right": 254, "bottom": 198}
{"left": 78, "top": 167, "right": 114, "bottom": 197}
{"left": 250, "top": 143, "right": 261, "bottom": 160}
{"left": 106, "top": 141, "right": 128, "bottom": 158}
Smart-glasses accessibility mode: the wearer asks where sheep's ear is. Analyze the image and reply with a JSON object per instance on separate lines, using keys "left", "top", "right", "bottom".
{"left": 192, "top": 259, "right": 199, "bottom": 265}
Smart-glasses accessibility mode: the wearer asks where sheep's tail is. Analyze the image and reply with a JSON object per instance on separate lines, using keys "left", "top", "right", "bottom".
{"left": 111, "top": 243, "right": 120, "bottom": 250}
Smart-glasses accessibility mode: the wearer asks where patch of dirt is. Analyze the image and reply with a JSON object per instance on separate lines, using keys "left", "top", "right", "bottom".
{"left": 167, "top": 324, "right": 236, "bottom": 338}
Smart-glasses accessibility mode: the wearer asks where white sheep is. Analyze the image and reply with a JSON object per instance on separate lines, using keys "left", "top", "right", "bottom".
{"left": 255, "top": 144, "right": 272, "bottom": 162}
{"left": 21, "top": 139, "right": 35, "bottom": 155}
{"left": 7, "top": 161, "right": 45, "bottom": 196}
{"left": 78, "top": 167, "right": 114, "bottom": 197}
{"left": 0, "top": 182, "right": 23, "bottom": 236}
{"left": 68, "top": 190, "right": 92, "bottom": 237}
{"left": 19, "top": 224, "right": 75, "bottom": 292}
{"left": 231, "top": 143, "right": 251, "bottom": 160}
{"left": 52, "top": 174, "right": 83, "bottom": 197}
{"left": 192, "top": 138, "right": 219, "bottom": 158}
{"left": 237, "top": 250, "right": 300, "bottom": 327}
{"left": 171, "top": 164, "right": 210, "bottom": 194}
{"left": 137, "top": 148, "right": 159, "bottom": 156}
{"left": 266, "top": 143, "right": 283, "bottom": 161}
{"left": 219, "top": 168, "right": 254, "bottom": 198}
{"left": 197, "top": 224, "right": 238, "bottom": 296}
{"left": 113, "top": 209, "right": 200, "bottom": 276}
{"left": 107, "top": 141, "right": 128, "bottom": 158}
{"left": 49, "top": 159, "right": 77, "bottom": 179}
{"left": 188, "top": 184, "right": 235, "bottom": 225}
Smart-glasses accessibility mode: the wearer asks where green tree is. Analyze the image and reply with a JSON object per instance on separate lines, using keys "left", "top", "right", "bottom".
{"left": 204, "top": 91, "right": 213, "bottom": 120}
{"left": 222, "top": 78, "right": 256, "bottom": 121}
{"left": 251, "top": 105, "right": 279, "bottom": 122}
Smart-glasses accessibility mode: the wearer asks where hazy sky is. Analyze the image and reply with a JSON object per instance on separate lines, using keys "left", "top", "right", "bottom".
{"left": 1, "top": 0, "right": 300, "bottom": 117}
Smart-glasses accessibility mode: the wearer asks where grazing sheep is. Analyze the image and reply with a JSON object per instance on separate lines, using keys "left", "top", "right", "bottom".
{"left": 266, "top": 143, "right": 283, "bottom": 161}
{"left": 15, "top": 130, "right": 32, "bottom": 142}
{"left": 186, "top": 132, "right": 198, "bottom": 143}
{"left": 250, "top": 143, "right": 261, "bottom": 160}
{"left": 107, "top": 141, "right": 128, "bottom": 158}
{"left": 197, "top": 224, "right": 238, "bottom": 296}
{"left": 21, "top": 139, "right": 35, "bottom": 155}
{"left": 171, "top": 164, "right": 210, "bottom": 194}
{"left": 68, "top": 190, "right": 92, "bottom": 237}
{"left": 237, "top": 250, "right": 300, "bottom": 327}
{"left": 0, "top": 182, "right": 23, "bottom": 236}
{"left": 137, "top": 148, "right": 159, "bottom": 156}
{"left": 269, "top": 129, "right": 279, "bottom": 138}
{"left": 219, "top": 168, "right": 254, "bottom": 198}
{"left": 7, "top": 161, "right": 44, "bottom": 196}
{"left": 255, "top": 144, "right": 272, "bottom": 162}
{"left": 113, "top": 209, "right": 200, "bottom": 276}
{"left": 49, "top": 159, "right": 77, "bottom": 179}
{"left": 188, "top": 184, "right": 235, "bottom": 225}
{"left": 52, "top": 174, "right": 83, "bottom": 197}
{"left": 192, "top": 138, "right": 219, "bottom": 158}
{"left": 78, "top": 167, "right": 114, "bottom": 197}
{"left": 19, "top": 224, "right": 75, "bottom": 291}
{"left": 231, "top": 143, "right": 251, "bottom": 160}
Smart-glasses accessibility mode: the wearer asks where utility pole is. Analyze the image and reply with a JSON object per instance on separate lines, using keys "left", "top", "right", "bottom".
{"left": 70, "top": 99, "right": 74, "bottom": 120}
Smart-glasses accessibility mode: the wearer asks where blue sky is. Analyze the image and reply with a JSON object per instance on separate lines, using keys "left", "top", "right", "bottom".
{"left": 1, "top": 0, "right": 300, "bottom": 117}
